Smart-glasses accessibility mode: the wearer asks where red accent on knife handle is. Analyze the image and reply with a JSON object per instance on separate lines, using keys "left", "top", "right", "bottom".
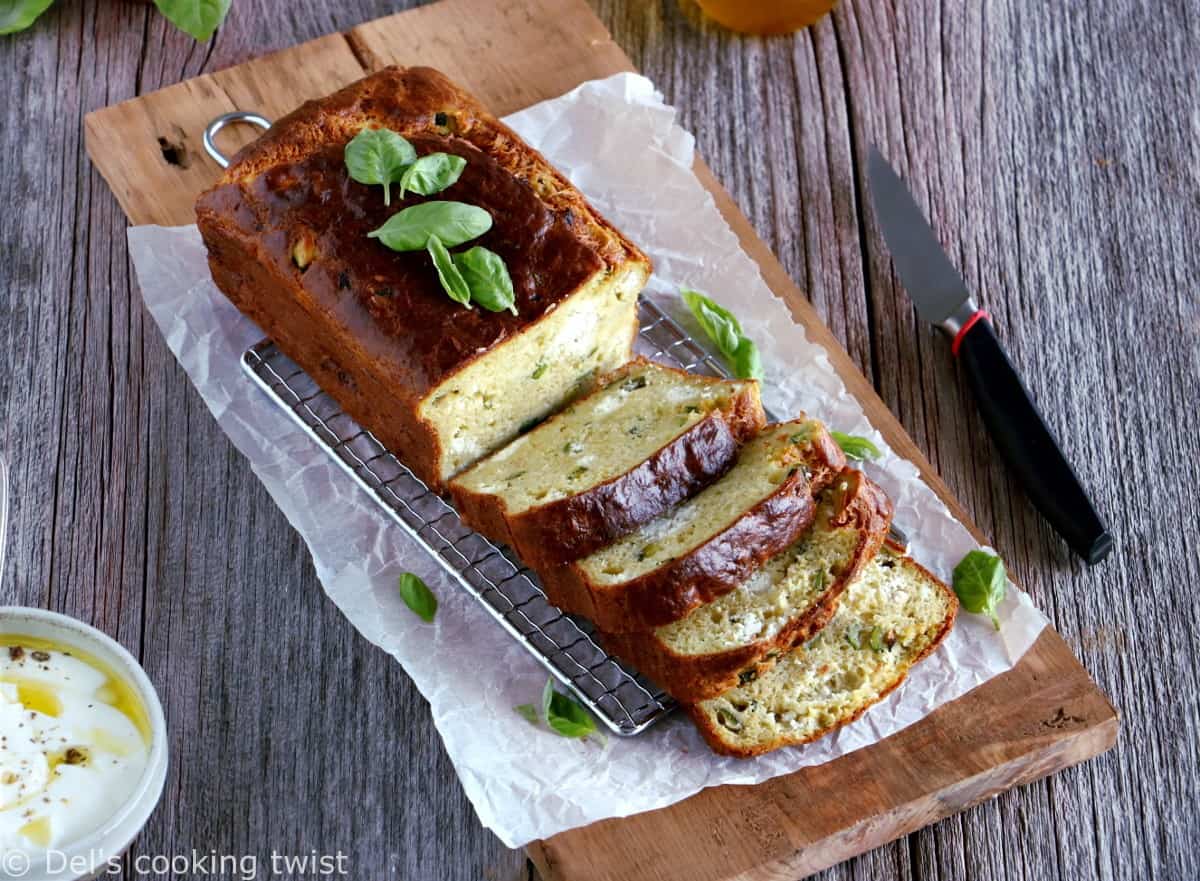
{"left": 951, "top": 309, "right": 990, "bottom": 357}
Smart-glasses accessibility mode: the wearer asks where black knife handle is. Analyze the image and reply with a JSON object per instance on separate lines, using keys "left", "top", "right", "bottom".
{"left": 956, "top": 317, "right": 1113, "bottom": 564}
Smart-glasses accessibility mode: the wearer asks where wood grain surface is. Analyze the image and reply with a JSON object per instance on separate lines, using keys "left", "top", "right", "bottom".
{"left": 1, "top": 1, "right": 1196, "bottom": 880}
{"left": 80, "top": 2, "right": 1119, "bottom": 876}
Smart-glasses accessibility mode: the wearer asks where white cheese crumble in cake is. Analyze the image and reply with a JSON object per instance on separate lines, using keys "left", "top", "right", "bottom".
{"left": 601, "top": 468, "right": 893, "bottom": 702}
{"left": 449, "top": 359, "right": 765, "bottom": 568}
{"left": 689, "top": 541, "right": 958, "bottom": 757}
{"left": 537, "top": 419, "right": 847, "bottom": 632}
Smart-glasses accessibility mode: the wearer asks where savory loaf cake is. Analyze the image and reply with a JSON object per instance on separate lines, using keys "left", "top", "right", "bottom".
{"left": 602, "top": 467, "right": 893, "bottom": 702}
{"left": 689, "top": 541, "right": 958, "bottom": 757}
{"left": 195, "top": 66, "right": 651, "bottom": 490}
{"left": 538, "top": 418, "right": 847, "bottom": 632}
{"left": 449, "top": 359, "right": 765, "bottom": 569}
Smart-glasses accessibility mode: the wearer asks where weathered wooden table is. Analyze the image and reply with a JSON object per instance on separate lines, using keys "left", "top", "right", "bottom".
{"left": 0, "top": 1, "right": 1195, "bottom": 879}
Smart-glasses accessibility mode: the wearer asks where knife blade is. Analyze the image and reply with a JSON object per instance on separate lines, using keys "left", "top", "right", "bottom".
{"left": 866, "top": 146, "right": 1113, "bottom": 565}
{"left": 866, "top": 151, "right": 973, "bottom": 327}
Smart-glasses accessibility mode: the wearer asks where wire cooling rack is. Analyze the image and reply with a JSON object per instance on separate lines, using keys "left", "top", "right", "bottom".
{"left": 241, "top": 298, "right": 734, "bottom": 736}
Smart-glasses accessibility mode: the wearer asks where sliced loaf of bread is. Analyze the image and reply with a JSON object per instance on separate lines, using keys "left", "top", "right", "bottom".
{"left": 449, "top": 359, "right": 765, "bottom": 569}
{"left": 601, "top": 468, "right": 893, "bottom": 702}
{"left": 537, "top": 418, "right": 847, "bottom": 632}
{"left": 687, "top": 541, "right": 958, "bottom": 757}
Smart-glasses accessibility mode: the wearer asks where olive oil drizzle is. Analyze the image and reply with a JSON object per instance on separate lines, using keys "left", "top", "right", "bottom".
{"left": 0, "top": 635, "right": 151, "bottom": 744}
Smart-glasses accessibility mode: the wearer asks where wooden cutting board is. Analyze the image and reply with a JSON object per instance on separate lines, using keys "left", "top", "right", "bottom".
{"left": 84, "top": 1, "right": 1119, "bottom": 878}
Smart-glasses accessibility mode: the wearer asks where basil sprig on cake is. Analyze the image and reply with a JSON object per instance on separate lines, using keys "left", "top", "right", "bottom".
{"left": 348, "top": 126, "right": 516, "bottom": 314}
{"left": 344, "top": 128, "right": 418, "bottom": 205}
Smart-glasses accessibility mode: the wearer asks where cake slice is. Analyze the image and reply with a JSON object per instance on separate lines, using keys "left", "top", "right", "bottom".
{"left": 449, "top": 359, "right": 765, "bottom": 569}
{"left": 601, "top": 468, "right": 893, "bottom": 702}
{"left": 538, "top": 418, "right": 847, "bottom": 632}
{"left": 688, "top": 541, "right": 958, "bottom": 757}
{"left": 195, "top": 66, "right": 650, "bottom": 490}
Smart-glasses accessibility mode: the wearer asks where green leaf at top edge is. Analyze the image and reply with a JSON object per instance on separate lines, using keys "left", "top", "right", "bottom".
{"left": 830, "top": 430, "right": 882, "bottom": 461}
{"left": 151, "top": 0, "right": 233, "bottom": 41}
{"left": 426, "top": 235, "right": 472, "bottom": 308}
{"left": 0, "top": 0, "right": 54, "bottom": 34}
{"left": 398, "top": 572, "right": 438, "bottom": 623}
{"left": 951, "top": 549, "right": 1006, "bottom": 630}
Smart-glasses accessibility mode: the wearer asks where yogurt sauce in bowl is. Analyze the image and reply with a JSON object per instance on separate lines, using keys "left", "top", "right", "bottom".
{"left": 0, "top": 460, "right": 168, "bottom": 878}
{"left": 0, "top": 638, "right": 151, "bottom": 852}
{"left": 0, "top": 611, "right": 167, "bottom": 881}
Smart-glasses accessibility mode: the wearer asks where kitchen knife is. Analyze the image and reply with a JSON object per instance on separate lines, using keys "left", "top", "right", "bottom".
{"left": 866, "top": 146, "right": 1112, "bottom": 565}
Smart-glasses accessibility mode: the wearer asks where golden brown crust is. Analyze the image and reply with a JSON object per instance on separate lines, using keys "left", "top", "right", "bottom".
{"left": 797, "top": 421, "right": 846, "bottom": 492}
{"left": 687, "top": 549, "right": 960, "bottom": 758}
{"left": 195, "top": 66, "right": 649, "bottom": 489}
{"left": 537, "top": 428, "right": 846, "bottom": 632}
{"left": 450, "top": 360, "right": 766, "bottom": 569}
{"left": 601, "top": 469, "right": 894, "bottom": 702}
{"left": 211, "top": 66, "right": 643, "bottom": 272}
{"left": 537, "top": 467, "right": 815, "bottom": 632}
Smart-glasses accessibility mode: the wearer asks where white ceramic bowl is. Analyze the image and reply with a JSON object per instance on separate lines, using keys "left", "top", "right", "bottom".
{"left": 0, "top": 607, "right": 168, "bottom": 881}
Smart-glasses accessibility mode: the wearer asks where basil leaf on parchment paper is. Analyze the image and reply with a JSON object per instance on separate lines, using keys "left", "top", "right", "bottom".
{"left": 398, "top": 572, "right": 438, "bottom": 623}
{"left": 514, "top": 678, "right": 602, "bottom": 741}
{"left": 952, "top": 549, "right": 1006, "bottom": 630}
{"left": 681, "top": 288, "right": 764, "bottom": 381}
{"left": 831, "top": 430, "right": 882, "bottom": 461}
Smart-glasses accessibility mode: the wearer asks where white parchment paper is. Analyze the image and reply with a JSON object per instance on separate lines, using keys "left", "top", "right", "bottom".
{"left": 126, "top": 73, "right": 1047, "bottom": 848}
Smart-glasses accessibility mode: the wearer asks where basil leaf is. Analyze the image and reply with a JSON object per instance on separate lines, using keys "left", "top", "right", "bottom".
{"left": 544, "top": 682, "right": 598, "bottom": 739}
{"left": 345, "top": 128, "right": 416, "bottom": 206}
{"left": 454, "top": 245, "right": 516, "bottom": 314}
{"left": 398, "top": 572, "right": 437, "bottom": 623}
{"left": 681, "top": 288, "right": 763, "bottom": 381}
{"left": 541, "top": 677, "right": 555, "bottom": 719}
{"left": 687, "top": 294, "right": 741, "bottom": 355}
{"left": 514, "top": 704, "right": 540, "bottom": 726}
{"left": 951, "top": 549, "right": 1006, "bottom": 630}
{"left": 426, "top": 235, "right": 472, "bottom": 308}
{"left": 151, "top": 0, "right": 231, "bottom": 40}
{"left": 0, "top": 0, "right": 54, "bottom": 34}
{"left": 368, "top": 200, "right": 492, "bottom": 251}
{"left": 398, "top": 152, "right": 467, "bottom": 200}
{"left": 831, "top": 431, "right": 882, "bottom": 461}
{"left": 731, "top": 336, "right": 764, "bottom": 382}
